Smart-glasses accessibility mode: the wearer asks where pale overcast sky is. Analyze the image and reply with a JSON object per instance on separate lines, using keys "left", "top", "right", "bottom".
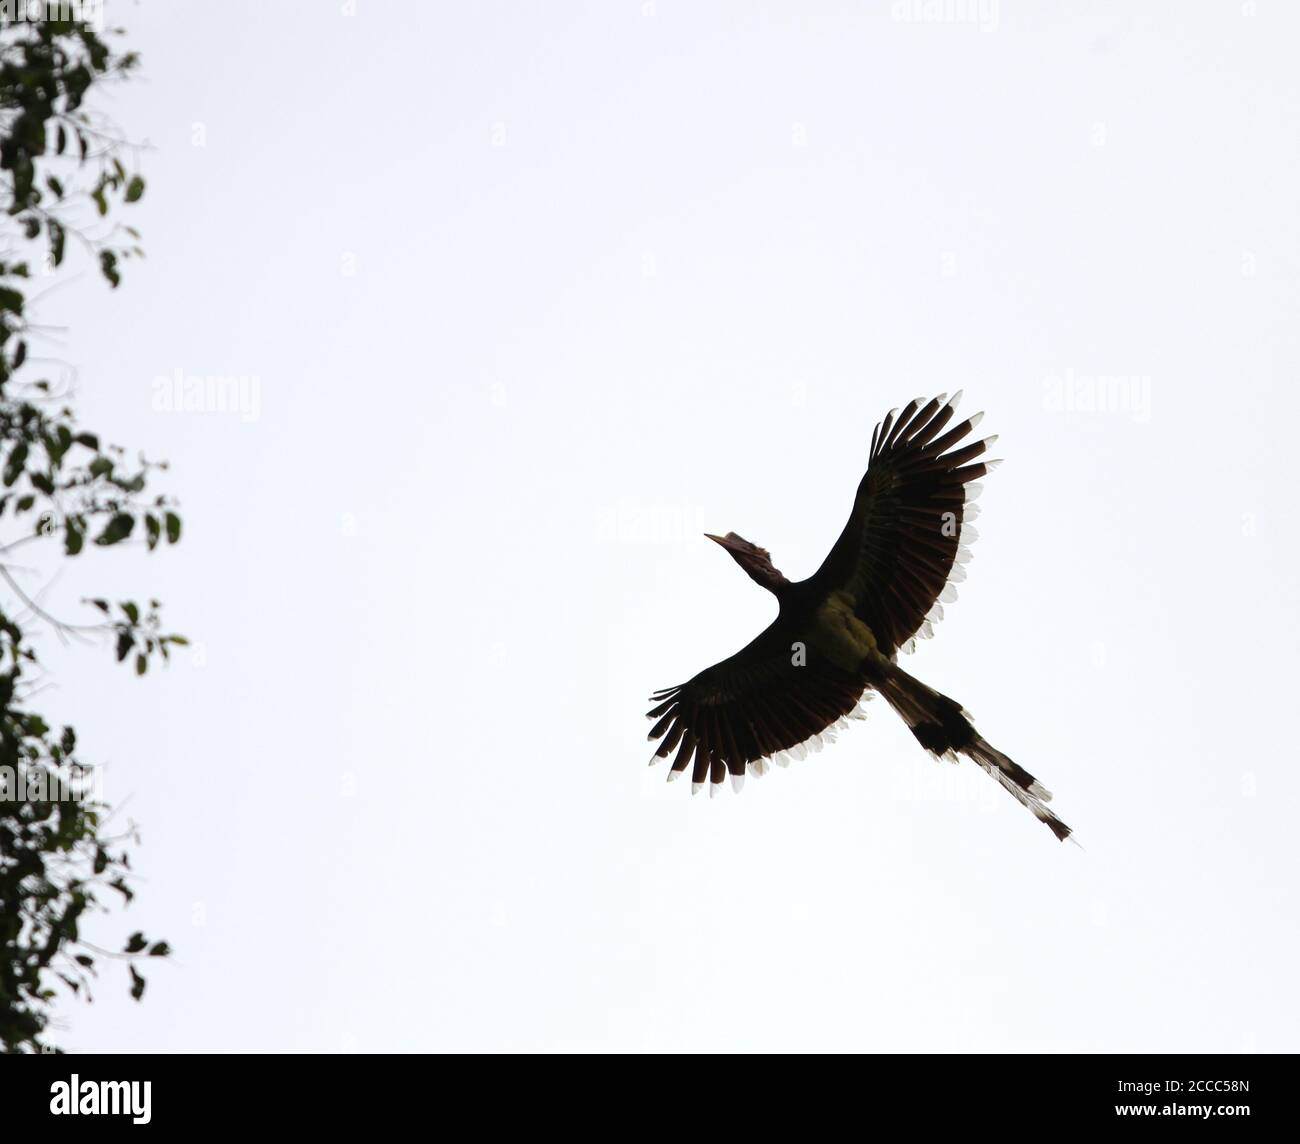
{"left": 27, "top": 0, "right": 1300, "bottom": 1051}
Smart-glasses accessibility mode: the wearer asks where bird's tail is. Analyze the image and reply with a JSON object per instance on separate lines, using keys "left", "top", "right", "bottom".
{"left": 867, "top": 659, "right": 1071, "bottom": 841}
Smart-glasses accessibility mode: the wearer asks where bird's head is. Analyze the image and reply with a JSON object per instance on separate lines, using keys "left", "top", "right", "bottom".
{"left": 705, "top": 532, "right": 789, "bottom": 594}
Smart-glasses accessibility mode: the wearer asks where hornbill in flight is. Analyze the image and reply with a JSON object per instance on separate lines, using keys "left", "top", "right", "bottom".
{"left": 645, "top": 393, "right": 1071, "bottom": 841}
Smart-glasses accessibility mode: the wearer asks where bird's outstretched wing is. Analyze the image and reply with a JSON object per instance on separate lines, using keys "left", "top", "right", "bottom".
{"left": 808, "top": 392, "right": 997, "bottom": 657}
{"left": 646, "top": 620, "right": 869, "bottom": 794}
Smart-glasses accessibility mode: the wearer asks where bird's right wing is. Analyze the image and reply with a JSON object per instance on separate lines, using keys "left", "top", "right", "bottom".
{"left": 807, "top": 393, "right": 997, "bottom": 657}
{"left": 646, "top": 621, "right": 869, "bottom": 794}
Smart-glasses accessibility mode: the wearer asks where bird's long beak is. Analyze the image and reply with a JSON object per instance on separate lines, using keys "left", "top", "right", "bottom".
{"left": 704, "top": 533, "right": 727, "bottom": 547}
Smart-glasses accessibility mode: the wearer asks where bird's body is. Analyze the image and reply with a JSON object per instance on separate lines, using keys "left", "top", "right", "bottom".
{"left": 646, "top": 392, "right": 1072, "bottom": 841}
{"left": 810, "top": 589, "right": 881, "bottom": 669}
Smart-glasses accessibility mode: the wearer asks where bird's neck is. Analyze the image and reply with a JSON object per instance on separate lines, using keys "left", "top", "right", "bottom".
{"left": 742, "top": 555, "right": 790, "bottom": 596}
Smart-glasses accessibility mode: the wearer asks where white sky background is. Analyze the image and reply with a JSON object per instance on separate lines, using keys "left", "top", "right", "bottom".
{"left": 20, "top": 0, "right": 1299, "bottom": 1051}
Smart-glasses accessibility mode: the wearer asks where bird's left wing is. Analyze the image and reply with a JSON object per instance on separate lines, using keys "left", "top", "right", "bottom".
{"left": 646, "top": 620, "right": 869, "bottom": 794}
{"left": 807, "top": 392, "right": 997, "bottom": 657}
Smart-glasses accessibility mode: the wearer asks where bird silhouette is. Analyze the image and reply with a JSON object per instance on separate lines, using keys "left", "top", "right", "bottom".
{"left": 645, "top": 393, "right": 1071, "bottom": 841}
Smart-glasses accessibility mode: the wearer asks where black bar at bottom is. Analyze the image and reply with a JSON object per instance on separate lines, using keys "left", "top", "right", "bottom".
{"left": 3, "top": 1051, "right": 1292, "bottom": 1130}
